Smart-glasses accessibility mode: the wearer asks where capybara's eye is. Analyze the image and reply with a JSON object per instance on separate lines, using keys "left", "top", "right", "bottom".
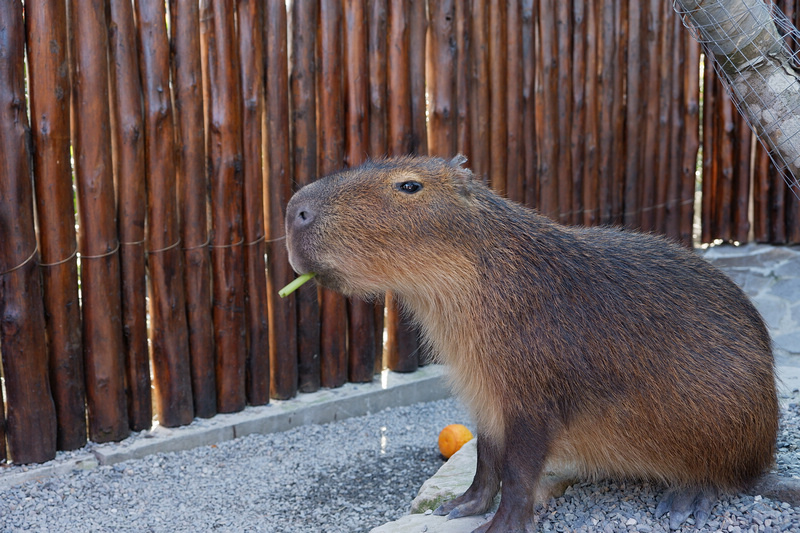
{"left": 396, "top": 181, "right": 423, "bottom": 194}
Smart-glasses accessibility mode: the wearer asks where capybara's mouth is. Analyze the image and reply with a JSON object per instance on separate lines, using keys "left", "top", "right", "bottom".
{"left": 285, "top": 235, "right": 315, "bottom": 277}
{"left": 284, "top": 213, "right": 350, "bottom": 295}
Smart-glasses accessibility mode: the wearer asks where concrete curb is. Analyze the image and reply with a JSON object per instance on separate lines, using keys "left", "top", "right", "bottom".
{"left": 0, "top": 365, "right": 449, "bottom": 489}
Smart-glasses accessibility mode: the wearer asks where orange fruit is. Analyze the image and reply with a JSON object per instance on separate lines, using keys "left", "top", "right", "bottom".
{"left": 438, "top": 424, "right": 473, "bottom": 459}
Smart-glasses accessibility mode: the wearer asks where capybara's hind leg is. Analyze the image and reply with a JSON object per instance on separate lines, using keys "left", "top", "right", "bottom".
{"left": 434, "top": 435, "right": 501, "bottom": 519}
{"left": 656, "top": 487, "right": 717, "bottom": 530}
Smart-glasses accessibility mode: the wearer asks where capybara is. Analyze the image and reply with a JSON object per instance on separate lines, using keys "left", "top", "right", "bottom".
{"left": 285, "top": 155, "right": 778, "bottom": 532}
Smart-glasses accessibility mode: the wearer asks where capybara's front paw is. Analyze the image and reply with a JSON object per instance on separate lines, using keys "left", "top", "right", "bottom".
{"left": 433, "top": 489, "right": 495, "bottom": 519}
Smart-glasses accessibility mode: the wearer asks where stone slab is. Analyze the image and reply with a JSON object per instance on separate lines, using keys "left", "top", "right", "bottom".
{"left": 371, "top": 439, "right": 492, "bottom": 533}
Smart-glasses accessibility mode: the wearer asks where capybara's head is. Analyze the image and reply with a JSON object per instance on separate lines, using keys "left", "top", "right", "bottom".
{"left": 285, "top": 155, "right": 482, "bottom": 299}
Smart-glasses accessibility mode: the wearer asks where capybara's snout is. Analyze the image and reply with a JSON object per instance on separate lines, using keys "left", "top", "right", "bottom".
{"left": 285, "top": 188, "right": 321, "bottom": 276}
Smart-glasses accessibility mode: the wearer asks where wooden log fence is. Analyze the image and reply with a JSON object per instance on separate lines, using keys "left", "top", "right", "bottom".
{"left": 1, "top": 0, "right": 799, "bottom": 464}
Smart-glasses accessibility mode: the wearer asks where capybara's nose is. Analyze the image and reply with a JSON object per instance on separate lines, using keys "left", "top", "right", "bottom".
{"left": 288, "top": 200, "right": 316, "bottom": 231}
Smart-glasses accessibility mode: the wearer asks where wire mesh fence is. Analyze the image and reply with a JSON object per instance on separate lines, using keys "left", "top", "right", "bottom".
{"left": 674, "top": 0, "right": 800, "bottom": 196}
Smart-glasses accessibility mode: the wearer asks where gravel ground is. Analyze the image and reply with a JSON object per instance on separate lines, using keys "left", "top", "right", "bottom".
{"left": 0, "top": 398, "right": 470, "bottom": 533}
{"left": 0, "top": 392, "right": 798, "bottom": 533}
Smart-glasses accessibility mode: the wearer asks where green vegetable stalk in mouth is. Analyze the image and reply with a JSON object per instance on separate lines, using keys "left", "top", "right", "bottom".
{"left": 278, "top": 272, "right": 316, "bottom": 298}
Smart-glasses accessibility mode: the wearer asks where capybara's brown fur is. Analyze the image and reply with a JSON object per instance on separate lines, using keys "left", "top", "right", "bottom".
{"left": 285, "top": 156, "right": 778, "bottom": 532}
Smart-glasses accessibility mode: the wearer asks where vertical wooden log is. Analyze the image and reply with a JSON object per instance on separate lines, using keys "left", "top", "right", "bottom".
{"left": 570, "top": 0, "right": 586, "bottom": 222}
{"left": 386, "top": 0, "right": 419, "bottom": 373}
{"left": 316, "top": 0, "right": 345, "bottom": 192}
{"left": 70, "top": 0, "right": 129, "bottom": 443}
{"left": 345, "top": 0, "right": 370, "bottom": 170}
{"left": 537, "top": 0, "right": 560, "bottom": 220}
{"left": 469, "top": 0, "right": 490, "bottom": 181}
{"left": 583, "top": 0, "right": 599, "bottom": 225}
{"left": 521, "top": 0, "right": 537, "bottom": 209}
{"left": 555, "top": 0, "right": 572, "bottom": 222}
{"left": 717, "top": 89, "right": 735, "bottom": 242}
{"left": 135, "top": 0, "right": 194, "bottom": 427}
{"left": 264, "top": 0, "right": 299, "bottom": 400}
{"left": 344, "top": 0, "right": 377, "bottom": 383}
{"left": 0, "top": 0, "right": 57, "bottom": 463}
{"left": 26, "top": 0, "right": 87, "bottom": 448}
{"left": 385, "top": 293, "right": 420, "bottom": 372}
{"left": 368, "top": 0, "right": 388, "bottom": 372}
{"left": 0, "top": 385, "right": 5, "bottom": 461}
{"left": 533, "top": 0, "right": 543, "bottom": 206}
{"left": 666, "top": 14, "right": 685, "bottom": 242}
{"left": 680, "top": 36, "right": 701, "bottom": 246}
{"left": 610, "top": 0, "right": 628, "bottom": 223}
{"left": 455, "top": 0, "right": 472, "bottom": 160}
{"left": 769, "top": 142, "right": 787, "bottom": 243}
{"left": 506, "top": 0, "right": 524, "bottom": 203}
{"left": 655, "top": 0, "right": 675, "bottom": 236}
{"left": 369, "top": 0, "right": 389, "bottom": 158}
{"left": 785, "top": 180, "right": 800, "bottom": 244}
{"left": 599, "top": 0, "right": 615, "bottom": 224}
{"left": 733, "top": 116, "right": 752, "bottom": 242}
{"left": 427, "top": 0, "right": 457, "bottom": 158}
{"left": 108, "top": 0, "right": 151, "bottom": 431}
{"left": 409, "top": 0, "right": 429, "bottom": 155}
{"left": 204, "top": 0, "right": 247, "bottom": 413}
{"left": 488, "top": 0, "right": 508, "bottom": 195}
{"left": 623, "top": 0, "right": 643, "bottom": 228}
{"left": 701, "top": 57, "right": 716, "bottom": 244}
{"left": 238, "top": 0, "right": 269, "bottom": 405}
{"left": 317, "top": 0, "right": 349, "bottom": 389}
{"left": 639, "top": 0, "right": 661, "bottom": 232}
{"left": 388, "top": 0, "right": 413, "bottom": 156}
{"left": 170, "top": 0, "right": 217, "bottom": 418}
{"left": 753, "top": 145, "right": 771, "bottom": 242}
{"left": 290, "top": 1, "right": 322, "bottom": 393}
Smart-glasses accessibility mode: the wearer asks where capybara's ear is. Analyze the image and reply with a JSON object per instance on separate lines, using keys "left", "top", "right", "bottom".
{"left": 448, "top": 156, "right": 482, "bottom": 199}
{"left": 450, "top": 154, "right": 468, "bottom": 167}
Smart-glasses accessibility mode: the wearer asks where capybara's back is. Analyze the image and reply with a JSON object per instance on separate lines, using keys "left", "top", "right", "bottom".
{"left": 285, "top": 155, "right": 779, "bottom": 532}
